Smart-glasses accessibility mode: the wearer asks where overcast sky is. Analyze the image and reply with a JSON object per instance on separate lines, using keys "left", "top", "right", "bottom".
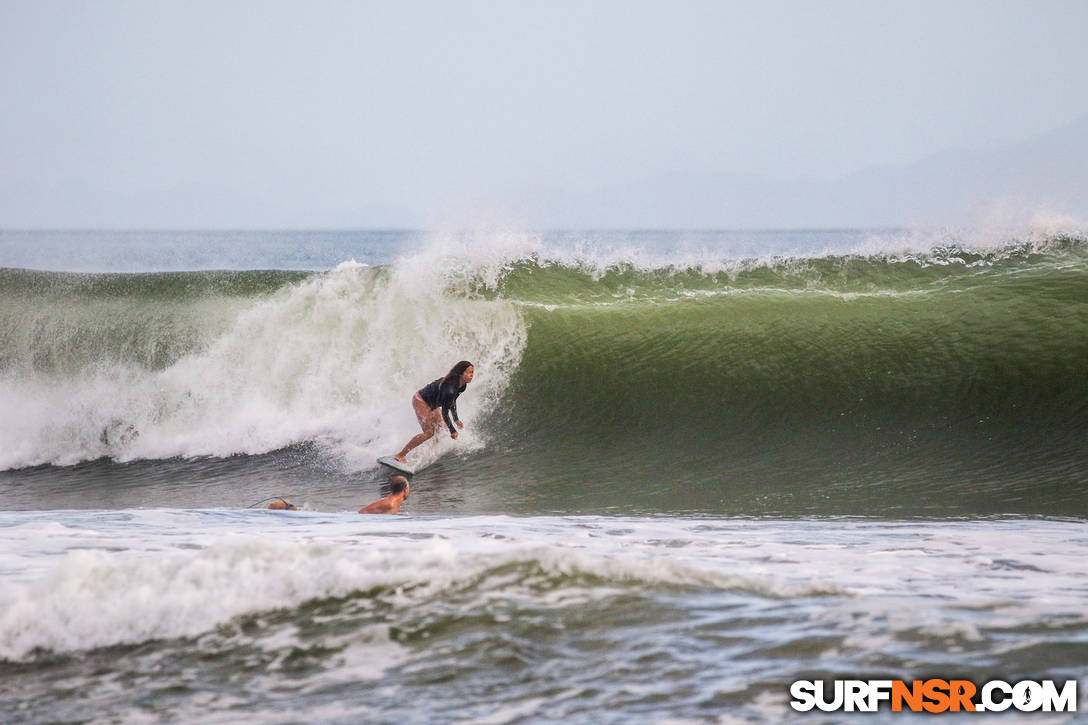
{"left": 2, "top": 0, "right": 1087, "bottom": 228}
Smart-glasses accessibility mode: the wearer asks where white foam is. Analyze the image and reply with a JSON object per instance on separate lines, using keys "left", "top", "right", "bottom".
{"left": 2, "top": 513, "right": 1087, "bottom": 663}
{"left": 0, "top": 238, "right": 528, "bottom": 469}
{"left": 0, "top": 532, "right": 450, "bottom": 660}
{"left": 0, "top": 512, "right": 852, "bottom": 661}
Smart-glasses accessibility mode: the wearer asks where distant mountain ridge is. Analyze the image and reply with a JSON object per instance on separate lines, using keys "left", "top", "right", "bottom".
{"left": 3, "top": 116, "right": 1086, "bottom": 229}
{"left": 521, "top": 114, "right": 1088, "bottom": 228}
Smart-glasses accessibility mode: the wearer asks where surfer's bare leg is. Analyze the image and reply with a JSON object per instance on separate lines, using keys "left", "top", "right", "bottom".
{"left": 395, "top": 398, "right": 440, "bottom": 462}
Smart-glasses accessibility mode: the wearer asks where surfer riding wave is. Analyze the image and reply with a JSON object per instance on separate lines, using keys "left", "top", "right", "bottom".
{"left": 394, "top": 361, "right": 474, "bottom": 463}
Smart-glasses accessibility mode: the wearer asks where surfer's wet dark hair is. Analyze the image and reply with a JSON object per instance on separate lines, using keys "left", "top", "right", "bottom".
{"left": 390, "top": 475, "right": 409, "bottom": 496}
{"left": 442, "top": 360, "right": 474, "bottom": 386}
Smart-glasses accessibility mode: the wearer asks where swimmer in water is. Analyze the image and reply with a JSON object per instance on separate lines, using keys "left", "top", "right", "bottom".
{"left": 359, "top": 475, "right": 410, "bottom": 514}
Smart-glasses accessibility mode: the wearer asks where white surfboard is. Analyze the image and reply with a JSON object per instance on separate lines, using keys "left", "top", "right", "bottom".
{"left": 377, "top": 456, "right": 414, "bottom": 476}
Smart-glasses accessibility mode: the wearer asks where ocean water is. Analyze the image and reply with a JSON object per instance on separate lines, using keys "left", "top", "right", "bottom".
{"left": 1, "top": 227, "right": 1086, "bottom": 723}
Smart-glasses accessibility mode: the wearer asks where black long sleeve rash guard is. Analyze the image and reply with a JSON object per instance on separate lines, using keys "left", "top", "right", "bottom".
{"left": 417, "top": 377, "right": 466, "bottom": 435}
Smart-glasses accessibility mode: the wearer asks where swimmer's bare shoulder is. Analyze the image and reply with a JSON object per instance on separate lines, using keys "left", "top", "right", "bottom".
{"left": 359, "top": 476, "right": 410, "bottom": 515}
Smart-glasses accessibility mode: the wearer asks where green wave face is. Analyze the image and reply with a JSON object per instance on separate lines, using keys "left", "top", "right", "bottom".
{"left": 0, "top": 269, "right": 313, "bottom": 373}
{"left": 479, "top": 238, "right": 1088, "bottom": 516}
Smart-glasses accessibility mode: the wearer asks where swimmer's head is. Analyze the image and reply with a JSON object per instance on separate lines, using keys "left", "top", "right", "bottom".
{"left": 390, "top": 475, "right": 410, "bottom": 498}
